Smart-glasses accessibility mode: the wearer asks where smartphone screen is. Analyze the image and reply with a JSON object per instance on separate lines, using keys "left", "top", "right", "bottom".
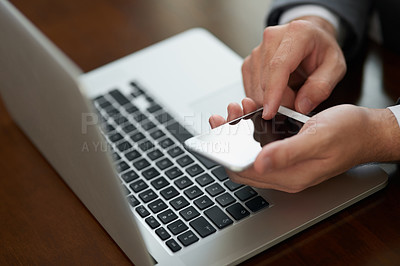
{"left": 184, "top": 109, "right": 304, "bottom": 172}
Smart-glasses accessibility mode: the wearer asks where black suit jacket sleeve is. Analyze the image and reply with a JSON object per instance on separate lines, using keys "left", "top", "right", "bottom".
{"left": 267, "top": 0, "right": 374, "bottom": 60}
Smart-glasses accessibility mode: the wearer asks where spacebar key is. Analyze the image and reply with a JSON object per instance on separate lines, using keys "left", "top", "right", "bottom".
{"left": 166, "top": 122, "right": 193, "bottom": 143}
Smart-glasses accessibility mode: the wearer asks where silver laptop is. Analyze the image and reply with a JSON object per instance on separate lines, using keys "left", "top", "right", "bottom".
{"left": 0, "top": 1, "right": 388, "bottom": 265}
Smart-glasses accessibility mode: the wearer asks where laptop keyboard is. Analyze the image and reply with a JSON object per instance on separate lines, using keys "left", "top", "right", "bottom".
{"left": 92, "top": 82, "right": 269, "bottom": 253}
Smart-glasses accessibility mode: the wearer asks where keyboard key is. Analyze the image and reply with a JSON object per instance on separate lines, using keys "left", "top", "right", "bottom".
{"left": 130, "top": 180, "right": 148, "bottom": 193}
{"left": 145, "top": 216, "right": 160, "bottom": 229}
{"left": 151, "top": 177, "right": 169, "bottom": 190}
{"left": 177, "top": 155, "right": 194, "bottom": 167}
{"left": 104, "top": 105, "right": 120, "bottom": 117}
{"left": 165, "top": 167, "right": 183, "bottom": 180}
{"left": 109, "top": 89, "right": 130, "bottom": 106}
{"left": 157, "top": 209, "right": 178, "bottom": 224}
{"left": 166, "top": 122, "right": 193, "bottom": 143}
{"left": 160, "top": 186, "right": 179, "bottom": 200}
{"left": 105, "top": 107, "right": 120, "bottom": 117}
{"left": 138, "top": 140, "right": 155, "bottom": 152}
{"left": 155, "top": 227, "right": 171, "bottom": 241}
{"left": 167, "top": 146, "right": 184, "bottom": 158}
{"left": 131, "top": 132, "right": 145, "bottom": 142}
{"left": 193, "top": 195, "right": 214, "bottom": 210}
{"left": 167, "top": 219, "right": 188, "bottom": 235}
{"left": 133, "top": 158, "right": 150, "bottom": 170}
{"left": 204, "top": 206, "right": 233, "bottom": 229}
{"left": 116, "top": 161, "right": 129, "bottom": 173}
{"left": 150, "top": 129, "right": 165, "bottom": 140}
{"left": 103, "top": 124, "right": 115, "bottom": 133}
{"left": 190, "top": 217, "right": 216, "bottom": 238}
{"left": 145, "top": 96, "right": 154, "bottom": 103}
{"left": 179, "top": 206, "right": 200, "bottom": 221}
{"left": 134, "top": 112, "right": 148, "bottom": 123}
{"left": 170, "top": 196, "right": 189, "bottom": 211}
{"left": 121, "top": 170, "right": 139, "bottom": 183}
{"left": 195, "top": 173, "right": 214, "bottom": 187}
{"left": 139, "top": 189, "right": 158, "bottom": 203}
{"left": 156, "top": 158, "right": 173, "bottom": 170}
{"left": 205, "top": 183, "right": 225, "bottom": 197}
{"left": 125, "top": 104, "right": 139, "bottom": 114}
{"left": 174, "top": 176, "right": 193, "bottom": 190}
{"left": 192, "top": 153, "right": 218, "bottom": 169}
{"left": 224, "top": 180, "right": 243, "bottom": 191}
{"left": 159, "top": 138, "right": 174, "bottom": 149}
{"left": 142, "top": 121, "right": 156, "bottom": 131}
{"left": 127, "top": 195, "right": 140, "bottom": 207}
{"left": 166, "top": 239, "right": 181, "bottom": 253}
{"left": 147, "top": 149, "right": 163, "bottom": 161}
{"left": 177, "top": 230, "right": 199, "bottom": 247}
{"left": 216, "top": 192, "right": 236, "bottom": 207}
{"left": 117, "top": 141, "right": 132, "bottom": 152}
{"left": 136, "top": 205, "right": 150, "bottom": 218}
{"left": 186, "top": 164, "right": 204, "bottom": 177}
{"left": 148, "top": 199, "right": 168, "bottom": 213}
{"left": 111, "top": 152, "right": 121, "bottom": 161}
{"left": 184, "top": 185, "right": 203, "bottom": 200}
{"left": 125, "top": 150, "right": 141, "bottom": 161}
{"left": 142, "top": 167, "right": 160, "bottom": 180}
{"left": 113, "top": 115, "right": 129, "bottom": 126}
{"left": 212, "top": 167, "right": 229, "bottom": 181}
{"left": 109, "top": 132, "right": 123, "bottom": 143}
{"left": 147, "top": 104, "right": 162, "bottom": 113}
{"left": 226, "top": 203, "right": 250, "bottom": 221}
{"left": 122, "top": 124, "right": 136, "bottom": 134}
{"left": 235, "top": 187, "right": 257, "bottom": 202}
{"left": 245, "top": 196, "right": 269, "bottom": 212}
{"left": 155, "top": 112, "right": 173, "bottom": 124}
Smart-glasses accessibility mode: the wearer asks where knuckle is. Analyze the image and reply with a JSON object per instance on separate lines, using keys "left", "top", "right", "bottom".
{"left": 262, "top": 26, "right": 276, "bottom": 41}
{"left": 268, "top": 55, "right": 285, "bottom": 70}
{"left": 287, "top": 19, "right": 312, "bottom": 33}
{"left": 250, "top": 46, "right": 259, "bottom": 58}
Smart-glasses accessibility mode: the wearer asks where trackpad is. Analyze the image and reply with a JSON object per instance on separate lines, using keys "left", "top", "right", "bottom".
{"left": 187, "top": 82, "right": 245, "bottom": 134}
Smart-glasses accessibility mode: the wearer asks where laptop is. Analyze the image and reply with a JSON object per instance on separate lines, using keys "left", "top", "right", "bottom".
{"left": 0, "top": 1, "right": 388, "bottom": 265}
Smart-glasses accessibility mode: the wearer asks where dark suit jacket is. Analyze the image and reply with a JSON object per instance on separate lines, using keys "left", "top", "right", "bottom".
{"left": 267, "top": 0, "right": 400, "bottom": 60}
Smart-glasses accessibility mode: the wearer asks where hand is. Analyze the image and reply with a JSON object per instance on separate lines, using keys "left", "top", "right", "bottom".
{"left": 209, "top": 99, "right": 400, "bottom": 193}
{"left": 242, "top": 16, "right": 347, "bottom": 119}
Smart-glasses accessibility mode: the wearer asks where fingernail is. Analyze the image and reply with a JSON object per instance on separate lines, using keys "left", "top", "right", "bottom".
{"left": 262, "top": 104, "right": 269, "bottom": 118}
{"left": 299, "top": 97, "right": 313, "bottom": 114}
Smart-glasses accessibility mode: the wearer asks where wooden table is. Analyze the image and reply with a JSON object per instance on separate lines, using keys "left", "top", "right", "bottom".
{"left": 2, "top": 0, "right": 400, "bottom": 265}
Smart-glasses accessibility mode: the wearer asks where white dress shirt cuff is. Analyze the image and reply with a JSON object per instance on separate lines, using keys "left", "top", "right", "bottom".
{"left": 388, "top": 105, "right": 400, "bottom": 128}
{"left": 278, "top": 5, "right": 340, "bottom": 29}
{"left": 278, "top": 5, "right": 342, "bottom": 42}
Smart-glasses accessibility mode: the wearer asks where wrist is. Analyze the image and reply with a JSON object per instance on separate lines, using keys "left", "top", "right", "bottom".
{"left": 364, "top": 108, "right": 400, "bottom": 163}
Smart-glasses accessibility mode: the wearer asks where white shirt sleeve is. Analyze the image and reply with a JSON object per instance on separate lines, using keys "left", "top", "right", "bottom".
{"left": 278, "top": 4, "right": 343, "bottom": 42}
{"left": 388, "top": 105, "right": 400, "bottom": 128}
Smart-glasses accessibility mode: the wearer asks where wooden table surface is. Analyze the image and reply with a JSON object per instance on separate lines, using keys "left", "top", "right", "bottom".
{"left": 2, "top": 0, "right": 400, "bottom": 265}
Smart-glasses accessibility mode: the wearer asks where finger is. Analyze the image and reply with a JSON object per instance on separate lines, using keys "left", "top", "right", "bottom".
{"left": 253, "top": 126, "right": 320, "bottom": 173}
{"left": 262, "top": 22, "right": 315, "bottom": 119}
{"left": 209, "top": 115, "right": 226, "bottom": 129}
{"left": 241, "top": 56, "right": 252, "bottom": 95}
{"left": 241, "top": 97, "right": 258, "bottom": 114}
{"left": 295, "top": 53, "right": 346, "bottom": 114}
{"left": 228, "top": 168, "right": 306, "bottom": 192}
{"left": 227, "top": 102, "right": 244, "bottom": 122}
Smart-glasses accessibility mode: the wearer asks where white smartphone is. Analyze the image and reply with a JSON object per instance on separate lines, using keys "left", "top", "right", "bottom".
{"left": 184, "top": 106, "right": 309, "bottom": 172}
